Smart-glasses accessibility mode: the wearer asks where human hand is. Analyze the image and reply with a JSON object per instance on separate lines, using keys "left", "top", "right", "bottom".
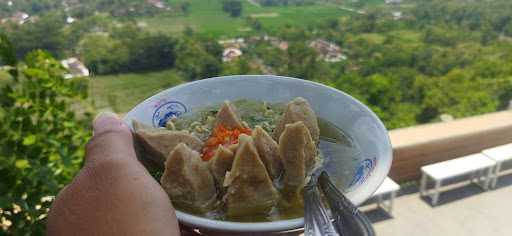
{"left": 47, "top": 112, "right": 181, "bottom": 236}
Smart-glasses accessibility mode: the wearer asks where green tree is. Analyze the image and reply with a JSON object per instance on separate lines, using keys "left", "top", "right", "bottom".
{"left": 349, "top": 10, "right": 378, "bottom": 33}
{"left": 77, "top": 34, "right": 129, "bottom": 74}
{"left": 64, "top": 15, "right": 114, "bottom": 50}
{"left": 222, "top": 0, "right": 243, "bottom": 17}
{"left": 279, "top": 24, "right": 308, "bottom": 41}
{"left": 419, "top": 69, "right": 499, "bottom": 120}
{"left": 110, "top": 22, "right": 143, "bottom": 42}
{"left": 423, "top": 26, "right": 457, "bottom": 47}
{"left": 505, "top": 23, "right": 512, "bottom": 36}
{"left": 0, "top": 34, "right": 17, "bottom": 77}
{"left": 0, "top": 35, "right": 92, "bottom": 234}
{"left": 198, "top": 37, "right": 223, "bottom": 60}
{"left": 175, "top": 38, "right": 221, "bottom": 80}
{"left": 255, "top": 44, "right": 288, "bottom": 73}
{"left": 285, "top": 42, "right": 318, "bottom": 80}
{"left": 180, "top": 1, "right": 191, "bottom": 15}
{"left": 183, "top": 26, "right": 195, "bottom": 36}
{"left": 221, "top": 57, "right": 261, "bottom": 75}
{"left": 246, "top": 17, "right": 263, "bottom": 31}
{"left": 69, "top": 4, "right": 96, "bottom": 19}
{"left": 334, "top": 73, "right": 418, "bottom": 129}
{"left": 326, "top": 18, "right": 339, "bottom": 29}
{"left": 9, "top": 13, "right": 66, "bottom": 58}
{"left": 127, "top": 34, "right": 177, "bottom": 72}
{"left": 75, "top": 25, "right": 176, "bottom": 75}
{"left": 480, "top": 24, "right": 499, "bottom": 45}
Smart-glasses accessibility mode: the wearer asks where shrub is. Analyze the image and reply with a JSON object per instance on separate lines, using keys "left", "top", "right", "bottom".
{"left": 0, "top": 35, "right": 92, "bottom": 235}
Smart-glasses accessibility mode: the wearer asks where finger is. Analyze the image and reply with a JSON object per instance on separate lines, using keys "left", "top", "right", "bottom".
{"left": 92, "top": 111, "right": 126, "bottom": 137}
{"left": 85, "top": 112, "right": 136, "bottom": 167}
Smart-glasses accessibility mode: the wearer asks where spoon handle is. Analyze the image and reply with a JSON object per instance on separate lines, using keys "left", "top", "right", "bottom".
{"left": 303, "top": 183, "right": 340, "bottom": 236}
{"left": 318, "top": 171, "right": 376, "bottom": 236}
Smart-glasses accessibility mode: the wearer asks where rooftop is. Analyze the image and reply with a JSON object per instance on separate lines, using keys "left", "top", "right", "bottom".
{"left": 222, "top": 48, "right": 243, "bottom": 62}
{"left": 61, "top": 57, "right": 90, "bottom": 79}
{"left": 11, "top": 12, "right": 29, "bottom": 25}
{"left": 309, "top": 39, "right": 346, "bottom": 63}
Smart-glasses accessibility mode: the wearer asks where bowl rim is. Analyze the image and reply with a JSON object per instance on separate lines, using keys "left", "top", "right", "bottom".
{"left": 124, "top": 75, "right": 392, "bottom": 233}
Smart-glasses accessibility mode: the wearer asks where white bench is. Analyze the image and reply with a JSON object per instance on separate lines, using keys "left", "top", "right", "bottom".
{"left": 482, "top": 143, "right": 512, "bottom": 188}
{"left": 419, "top": 153, "right": 496, "bottom": 206}
{"left": 371, "top": 177, "right": 400, "bottom": 215}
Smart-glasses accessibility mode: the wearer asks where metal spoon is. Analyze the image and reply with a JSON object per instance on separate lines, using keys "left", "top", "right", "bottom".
{"left": 304, "top": 170, "right": 375, "bottom": 236}
{"left": 318, "top": 171, "right": 375, "bottom": 236}
{"left": 304, "top": 170, "right": 340, "bottom": 236}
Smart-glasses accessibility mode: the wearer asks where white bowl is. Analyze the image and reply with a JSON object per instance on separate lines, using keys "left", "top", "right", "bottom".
{"left": 123, "top": 75, "right": 392, "bottom": 233}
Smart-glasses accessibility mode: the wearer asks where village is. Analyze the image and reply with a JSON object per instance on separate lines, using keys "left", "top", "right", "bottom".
{"left": 220, "top": 36, "right": 345, "bottom": 61}
{"left": 0, "top": 0, "right": 411, "bottom": 79}
{"left": 57, "top": 36, "right": 346, "bottom": 78}
{"left": 57, "top": 36, "right": 347, "bottom": 78}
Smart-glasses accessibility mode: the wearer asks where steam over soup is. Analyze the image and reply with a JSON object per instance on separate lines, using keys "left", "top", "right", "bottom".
{"left": 134, "top": 97, "right": 323, "bottom": 221}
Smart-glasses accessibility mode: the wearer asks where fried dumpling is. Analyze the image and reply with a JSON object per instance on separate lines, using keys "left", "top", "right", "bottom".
{"left": 224, "top": 134, "right": 279, "bottom": 217}
{"left": 302, "top": 123, "right": 317, "bottom": 173}
{"left": 134, "top": 128, "right": 203, "bottom": 165}
{"left": 215, "top": 101, "right": 245, "bottom": 129}
{"left": 132, "top": 120, "right": 164, "bottom": 170}
{"left": 252, "top": 126, "right": 282, "bottom": 180}
{"left": 132, "top": 119, "right": 155, "bottom": 131}
{"left": 160, "top": 143, "right": 217, "bottom": 211}
{"left": 208, "top": 145, "right": 235, "bottom": 188}
{"left": 273, "top": 97, "right": 320, "bottom": 144}
{"left": 279, "top": 121, "right": 317, "bottom": 201}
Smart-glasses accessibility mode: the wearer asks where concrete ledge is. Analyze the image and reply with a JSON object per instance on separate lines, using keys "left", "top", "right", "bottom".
{"left": 389, "top": 110, "right": 512, "bottom": 182}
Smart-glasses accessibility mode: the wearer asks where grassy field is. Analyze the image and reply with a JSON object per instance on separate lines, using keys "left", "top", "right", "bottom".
{"left": 366, "top": 0, "right": 385, "bottom": 5}
{"left": 253, "top": 4, "right": 353, "bottom": 31}
{"left": 328, "top": 0, "right": 385, "bottom": 7}
{"left": 141, "top": 0, "right": 355, "bottom": 37}
{"left": 89, "top": 69, "right": 184, "bottom": 112}
{"left": 354, "top": 33, "right": 387, "bottom": 44}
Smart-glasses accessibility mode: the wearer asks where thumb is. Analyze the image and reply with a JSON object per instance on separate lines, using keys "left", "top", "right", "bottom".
{"left": 85, "top": 112, "right": 137, "bottom": 167}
